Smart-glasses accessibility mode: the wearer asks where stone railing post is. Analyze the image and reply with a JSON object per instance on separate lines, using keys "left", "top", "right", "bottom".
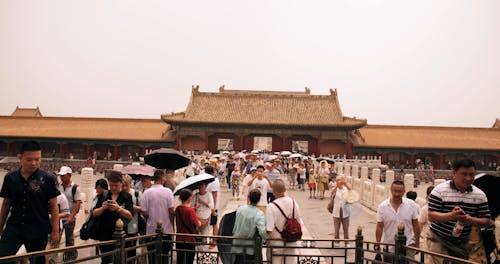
{"left": 253, "top": 227, "right": 263, "bottom": 262}
{"left": 112, "top": 219, "right": 126, "bottom": 264}
{"left": 155, "top": 220, "right": 164, "bottom": 264}
{"left": 394, "top": 223, "right": 406, "bottom": 264}
{"left": 355, "top": 226, "right": 363, "bottom": 264}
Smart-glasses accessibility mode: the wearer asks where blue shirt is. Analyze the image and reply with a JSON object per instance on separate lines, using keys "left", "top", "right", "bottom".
{"left": 232, "top": 205, "right": 267, "bottom": 254}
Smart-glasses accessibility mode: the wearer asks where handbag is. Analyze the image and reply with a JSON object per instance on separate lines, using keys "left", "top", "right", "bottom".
{"left": 327, "top": 194, "right": 335, "bottom": 214}
{"left": 134, "top": 190, "right": 147, "bottom": 234}
{"left": 80, "top": 214, "right": 99, "bottom": 240}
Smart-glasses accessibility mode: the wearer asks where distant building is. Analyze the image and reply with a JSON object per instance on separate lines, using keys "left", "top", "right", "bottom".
{"left": 0, "top": 88, "right": 498, "bottom": 169}
{"left": 162, "top": 86, "right": 366, "bottom": 156}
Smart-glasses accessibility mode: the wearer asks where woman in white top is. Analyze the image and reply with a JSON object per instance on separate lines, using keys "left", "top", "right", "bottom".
{"left": 330, "top": 176, "right": 351, "bottom": 240}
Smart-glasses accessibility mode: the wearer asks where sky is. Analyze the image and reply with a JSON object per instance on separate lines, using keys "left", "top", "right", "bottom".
{"left": 0, "top": 1, "right": 499, "bottom": 127}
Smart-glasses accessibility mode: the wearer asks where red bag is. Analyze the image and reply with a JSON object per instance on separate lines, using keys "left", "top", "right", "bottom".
{"left": 272, "top": 200, "right": 302, "bottom": 242}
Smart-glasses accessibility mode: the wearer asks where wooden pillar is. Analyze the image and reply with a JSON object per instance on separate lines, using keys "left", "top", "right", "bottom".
{"left": 6, "top": 142, "right": 10, "bottom": 156}
{"left": 380, "top": 152, "right": 386, "bottom": 163}
{"left": 409, "top": 153, "right": 415, "bottom": 168}
{"left": 239, "top": 134, "right": 244, "bottom": 151}
{"left": 437, "top": 153, "right": 444, "bottom": 170}
{"left": 175, "top": 133, "right": 180, "bottom": 150}
{"left": 205, "top": 131, "right": 209, "bottom": 151}
{"left": 113, "top": 145, "right": 120, "bottom": 161}
{"left": 346, "top": 140, "right": 353, "bottom": 159}
{"left": 316, "top": 134, "right": 321, "bottom": 156}
{"left": 86, "top": 144, "right": 91, "bottom": 158}
{"left": 282, "top": 134, "right": 286, "bottom": 151}
{"left": 58, "top": 142, "right": 63, "bottom": 158}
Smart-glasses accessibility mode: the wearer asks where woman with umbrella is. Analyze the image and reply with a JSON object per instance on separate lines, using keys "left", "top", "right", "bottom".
{"left": 175, "top": 189, "right": 202, "bottom": 264}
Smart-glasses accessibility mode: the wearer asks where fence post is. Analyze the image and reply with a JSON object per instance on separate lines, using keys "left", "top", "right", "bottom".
{"left": 394, "top": 223, "right": 406, "bottom": 264}
{"left": 155, "top": 220, "right": 164, "bottom": 264}
{"left": 355, "top": 226, "right": 364, "bottom": 264}
{"left": 112, "top": 218, "right": 126, "bottom": 264}
{"left": 253, "top": 227, "right": 263, "bottom": 263}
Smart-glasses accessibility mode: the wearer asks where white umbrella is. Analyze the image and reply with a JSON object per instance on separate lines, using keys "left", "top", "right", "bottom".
{"left": 280, "top": 151, "right": 292, "bottom": 156}
{"left": 266, "top": 155, "right": 279, "bottom": 162}
{"left": 251, "top": 150, "right": 260, "bottom": 154}
{"left": 173, "top": 173, "right": 215, "bottom": 195}
{"left": 289, "top": 153, "right": 303, "bottom": 159}
{"left": 221, "top": 151, "right": 231, "bottom": 155}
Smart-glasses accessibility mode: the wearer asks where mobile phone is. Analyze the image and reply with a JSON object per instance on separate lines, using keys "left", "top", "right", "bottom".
{"left": 107, "top": 200, "right": 113, "bottom": 203}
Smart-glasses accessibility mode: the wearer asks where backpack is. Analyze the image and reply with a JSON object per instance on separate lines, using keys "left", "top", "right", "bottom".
{"left": 71, "top": 184, "right": 78, "bottom": 202}
{"left": 272, "top": 200, "right": 302, "bottom": 242}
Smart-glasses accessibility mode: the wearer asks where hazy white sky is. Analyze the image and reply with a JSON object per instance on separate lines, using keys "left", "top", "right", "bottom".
{"left": 1, "top": 1, "right": 499, "bottom": 127}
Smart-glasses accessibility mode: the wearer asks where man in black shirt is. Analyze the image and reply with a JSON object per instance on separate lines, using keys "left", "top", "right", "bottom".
{"left": 0, "top": 141, "right": 60, "bottom": 264}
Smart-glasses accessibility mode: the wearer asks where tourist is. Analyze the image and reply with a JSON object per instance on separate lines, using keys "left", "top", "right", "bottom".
{"left": 375, "top": 180, "right": 420, "bottom": 263}
{"left": 418, "top": 185, "right": 434, "bottom": 263}
{"left": 205, "top": 166, "right": 221, "bottom": 246}
{"left": 175, "top": 189, "right": 202, "bottom": 264}
{"left": 161, "top": 169, "right": 176, "bottom": 191}
{"left": 241, "top": 167, "right": 256, "bottom": 198}
{"left": 0, "top": 141, "right": 60, "bottom": 264}
{"left": 264, "top": 161, "right": 281, "bottom": 200}
{"left": 266, "top": 179, "right": 302, "bottom": 263}
{"left": 317, "top": 160, "right": 330, "bottom": 200}
{"left": 308, "top": 168, "right": 316, "bottom": 199}
{"left": 121, "top": 174, "right": 142, "bottom": 261}
{"left": 331, "top": 176, "right": 352, "bottom": 242}
{"left": 57, "top": 165, "right": 82, "bottom": 261}
{"left": 247, "top": 165, "right": 273, "bottom": 213}
{"left": 231, "top": 166, "right": 241, "bottom": 199}
{"left": 141, "top": 169, "right": 176, "bottom": 264}
{"left": 297, "top": 162, "right": 306, "bottom": 191}
{"left": 92, "top": 171, "right": 133, "bottom": 264}
{"left": 231, "top": 189, "right": 267, "bottom": 263}
{"left": 427, "top": 159, "right": 491, "bottom": 263}
{"left": 192, "top": 182, "right": 214, "bottom": 248}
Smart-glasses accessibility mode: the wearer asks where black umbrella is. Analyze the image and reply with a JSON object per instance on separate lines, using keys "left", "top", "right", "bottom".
{"left": 144, "top": 148, "right": 190, "bottom": 170}
{"left": 316, "top": 157, "right": 335, "bottom": 165}
{"left": 474, "top": 173, "right": 500, "bottom": 218}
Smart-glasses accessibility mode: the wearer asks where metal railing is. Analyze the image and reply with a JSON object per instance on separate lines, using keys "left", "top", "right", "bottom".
{"left": 0, "top": 221, "right": 479, "bottom": 264}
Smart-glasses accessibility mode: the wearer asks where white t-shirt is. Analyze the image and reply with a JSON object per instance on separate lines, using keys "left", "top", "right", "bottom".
{"left": 266, "top": 196, "right": 302, "bottom": 239}
{"left": 241, "top": 175, "right": 253, "bottom": 197}
{"left": 376, "top": 197, "right": 419, "bottom": 249}
{"left": 249, "top": 178, "right": 270, "bottom": 206}
{"left": 206, "top": 177, "right": 221, "bottom": 210}
{"left": 332, "top": 186, "right": 349, "bottom": 218}
{"left": 192, "top": 191, "right": 214, "bottom": 219}
{"left": 57, "top": 193, "right": 70, "bottom": 216}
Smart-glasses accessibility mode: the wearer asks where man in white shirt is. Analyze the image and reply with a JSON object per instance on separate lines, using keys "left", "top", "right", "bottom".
{"left": 375, "top": 180, "right": 420, "bottom": 263}
{"left": 141, "top": 170, "right": 175, "bottom": 264}
{"left": 266, "top": 179, "right": 302, "bottom": 263}
{"left": 57, "top": 166, "right": 81, "bottom": 260}
{"left": 248, "top": 165, "right": 273, "bottom": 213}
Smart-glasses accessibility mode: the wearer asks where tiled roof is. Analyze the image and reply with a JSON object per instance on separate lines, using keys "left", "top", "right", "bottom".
{"left": 11, "top": 106, "right": 42, "bottom": 117}
{"left": 162, "top": 86, "right": 366, "bottom": 129}
{"left": 0, "top": 116, "right": 174, "bottom": 142}
{"left": 355, "top": 125, "right": 500, "bottom": 151}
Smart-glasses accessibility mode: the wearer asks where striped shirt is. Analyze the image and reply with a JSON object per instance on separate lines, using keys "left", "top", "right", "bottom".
{"left": 428, "top": 180, "right": 490, "bottom": 242}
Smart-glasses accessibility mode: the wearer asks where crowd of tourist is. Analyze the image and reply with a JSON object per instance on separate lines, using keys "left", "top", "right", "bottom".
{"left": 0, "top": 141, "right": 499, "bottom": 264}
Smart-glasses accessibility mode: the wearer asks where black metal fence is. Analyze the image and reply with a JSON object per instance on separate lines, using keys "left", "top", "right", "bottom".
{"left": 0, "top": 221, "right": 479, "bottom": 264}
